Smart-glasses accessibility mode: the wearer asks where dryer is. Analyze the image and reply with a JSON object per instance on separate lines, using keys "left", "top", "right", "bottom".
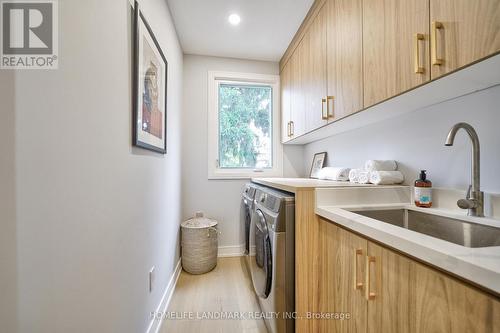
{"left": 249, "top": 186, "right": 295, "bottom": 333}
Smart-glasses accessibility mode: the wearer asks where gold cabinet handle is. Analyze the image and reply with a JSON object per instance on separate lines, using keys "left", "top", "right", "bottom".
{"left": 287, "top": 121, "right": 291, "bottom": 137}
{"left": 365, "top": 256, "right": 376, "bottom": 300}
{"left": 431, "top": 21, "right": 444, "bottom": 66}
{"left": 327, "top": 96, "right": 334, "bottom": 119}
{"left": 321, "top": 98, "right": 328, "bottom": 120}
{"left": 414, "top": 33, "right": 425, "bottom": 73}
{"left": 290, "top": 121, "right": 294, "bottom": 136}
{"left": 353, "top": 249, "right": 364, "bottom": 290}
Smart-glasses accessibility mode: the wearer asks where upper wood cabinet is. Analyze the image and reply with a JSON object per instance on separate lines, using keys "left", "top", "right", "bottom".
{"left": 326, "top": 0, "right": 363, "bottom": 120}
{"left": 281, "top": 6, "right": 327, "bottom": 142}
{"left": 303, "top": 6, "right": 328, "bottom": 133}
{"left": 363, "top": 0, "right": 431, "bottom": 107}
{"left": 430, "top": 0, "right": 500, "bottom": 79}
{"left": 282, "top": 51, "right": 309, "bottom": 143}
{"left": 280, "top": 0, "right": 500, "bottom": 142}
{"left": 280, "top": 61, "right": 292, "bottom": 143}
{"left": 290, "top": 43, "right": 306, "bottom": 139}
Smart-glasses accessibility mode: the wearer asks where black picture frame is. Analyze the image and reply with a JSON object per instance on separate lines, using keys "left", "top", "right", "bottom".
{"left": 309, "top": 152, "right": 327, "bottom": 179}
{"left": 132, "top": 1, "right": 168, "bottom": 154}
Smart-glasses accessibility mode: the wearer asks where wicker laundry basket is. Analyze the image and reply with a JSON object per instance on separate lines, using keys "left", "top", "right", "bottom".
{"left": 181, "top": 213, "right": 218, "bottom": 274}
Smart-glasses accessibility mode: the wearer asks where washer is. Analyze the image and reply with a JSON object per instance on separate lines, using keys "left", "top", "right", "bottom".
{"left": 241, "top": 183, "right": 260, "bottom": 270}
{"left": 249, "top": 186, "right": 295, "bottom": 333}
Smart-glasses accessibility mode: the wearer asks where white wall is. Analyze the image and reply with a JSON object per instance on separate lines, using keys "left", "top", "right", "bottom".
{"left": 0, "top": 71, "right": 17, "bottom": 333}
{"left": 304, "top": 85, "right": 500, "bottom": 194}
{"left": 182, "top": 54, "right": 304, "bottom": 250}
{"left": 5, "top": 0, "right": 183, "bottom": 332}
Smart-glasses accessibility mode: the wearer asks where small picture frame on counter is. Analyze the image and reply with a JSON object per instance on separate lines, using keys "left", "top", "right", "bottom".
{"left": 309, "top": 152, "right": 327, "bottom": 179}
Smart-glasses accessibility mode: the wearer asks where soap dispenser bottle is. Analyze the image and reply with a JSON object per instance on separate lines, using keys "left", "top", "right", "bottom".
{"left": 414, "top": 170, "right": 432, "bottom": 208}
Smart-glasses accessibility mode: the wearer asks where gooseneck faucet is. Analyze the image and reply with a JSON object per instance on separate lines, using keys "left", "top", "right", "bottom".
{"left": 445, "top": 122, "right": 484, "bottom": 217}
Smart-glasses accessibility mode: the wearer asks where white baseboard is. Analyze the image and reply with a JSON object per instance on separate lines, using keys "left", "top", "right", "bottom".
{"left": 217, "top": 244, "right": 246, "bottom": 257}
{"left": 146, "top": 246, "right": 248, "bottom": 332}
{"left": 146, "top": 258, "right": 182, "bottom": 333}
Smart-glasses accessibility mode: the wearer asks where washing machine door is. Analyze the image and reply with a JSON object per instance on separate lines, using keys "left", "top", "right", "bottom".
{"left": 250, "top": 209, "right": 273, "bottom": 298}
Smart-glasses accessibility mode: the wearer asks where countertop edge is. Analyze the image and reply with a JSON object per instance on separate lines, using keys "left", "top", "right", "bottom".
{"left": 251, "top": 178, "right": 407, "bottom": 194}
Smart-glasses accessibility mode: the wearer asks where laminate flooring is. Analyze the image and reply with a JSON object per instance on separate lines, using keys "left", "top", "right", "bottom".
{"left": 161, "top": 257, "right": 268, "bottom": 333}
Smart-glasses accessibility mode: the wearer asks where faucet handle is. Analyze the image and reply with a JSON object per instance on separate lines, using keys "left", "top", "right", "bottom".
{"left": 465, "top": 184, "right": 472, "bottom": 199}
{"left": 457, "top": 185, "right": 477, "bottom": 210}
{"left": 457, "top": 198, "right": 476, "bottom": 209}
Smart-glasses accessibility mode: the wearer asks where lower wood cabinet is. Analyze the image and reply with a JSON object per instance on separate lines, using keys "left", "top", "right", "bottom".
{"left": 311, "top": 217, "right": 500, "bottom": 333}
{"left": 366, "top": 241, "right": 415, "bottom": 333}
{"left": 414, "top": 261, "right": 500, "bottom": 332}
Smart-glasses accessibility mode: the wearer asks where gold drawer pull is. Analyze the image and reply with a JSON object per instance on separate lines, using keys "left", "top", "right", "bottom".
{"left": 366, "top": 256, "right": 376, "bottom": 300}
{"left": 321, "top": 98, "right": 328, "bottom": 120}
{"left": 414, "top": 33, "right": 425, "bottom": 73}
{"left": 354, "top": 249, "right": 363, "bottom": 290}
{"left": 327, "top": 96, "right": 334, "bottom": 119}
{"left": 431, "top": 21, "right": 444, "bottom": 66}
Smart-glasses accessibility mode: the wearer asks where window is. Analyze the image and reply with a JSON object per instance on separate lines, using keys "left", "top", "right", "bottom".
{"left": 208, "top": 71, "right": 282, "bottom": 179}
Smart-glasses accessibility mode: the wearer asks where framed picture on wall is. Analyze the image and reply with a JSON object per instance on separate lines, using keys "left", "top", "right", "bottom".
{"left": 309, "top": 152, "right": 327, "bottom": 179}
{"left": 132, "top": 1, "right": 168, "bottom": 154}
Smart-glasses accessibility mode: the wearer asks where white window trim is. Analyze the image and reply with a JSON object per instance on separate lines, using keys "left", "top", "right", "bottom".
{"left": 207, "top": 71, "right": 282, "bottom": 180}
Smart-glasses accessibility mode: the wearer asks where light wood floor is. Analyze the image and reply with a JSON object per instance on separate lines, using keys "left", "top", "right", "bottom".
{"left": 161, "top": 257, "right": 268, "bottom": 333}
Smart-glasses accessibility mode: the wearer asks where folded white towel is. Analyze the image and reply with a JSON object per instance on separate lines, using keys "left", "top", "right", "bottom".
{"left": 349, "top": 168, "right": 363, "bottom": 183}
{"left": 357, "top": 171, "right": 371, "bottom": 184}
{"left": 365, "top": 160, "right": 398, "bottom": 172}
{"left": 369, "top": 171, "right": 405, "bottom": 185}
{"left": 317, "top": 167, "right": 351, "bottom": 181}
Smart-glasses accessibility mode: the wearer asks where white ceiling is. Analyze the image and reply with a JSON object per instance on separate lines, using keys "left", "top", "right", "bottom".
{"left": 166, "top": 0, "right": 315, "bottom": 62}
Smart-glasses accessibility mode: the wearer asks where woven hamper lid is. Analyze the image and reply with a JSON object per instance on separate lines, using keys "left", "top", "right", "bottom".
{"left": 181, "top": 213, "right": 217, "bottom": 229}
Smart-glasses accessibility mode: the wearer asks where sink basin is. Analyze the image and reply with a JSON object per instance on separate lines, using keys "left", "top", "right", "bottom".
{"left": 352, "top": 209, "right": 500, "bottom": 248}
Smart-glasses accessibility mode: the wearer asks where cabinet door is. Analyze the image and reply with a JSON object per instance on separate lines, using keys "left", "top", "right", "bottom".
{"left": 317, "top": 218, "right": 340, "bottom": 332}
{"left": 280, "top": 61, "right": 292, "bottom": 143}
{"left": 334, "top": 226, "right": 368, "bottom": 333}
{"left": 366, "top": 241, "right": 416, "bottom": 333}
{"left": 430, "top": 0, "right": 500, "bottom": 79}
{"left": 363, "top": 0, "right": 430, "bottom": 107}
{"left": 304, "top": 6, "right": 328, "bottom": 132}
{"left": 290, "top": 43, "right": 306, "bottom": 138}
{"left": 326, "top": 0, "right": 363, "bottom": 120}
{"left": 414, "top": 261, "right": 500, "bottom": 332}
{"left": 367, "top": 240, "right": 500, "bottom": 333}
{"left": 317, "top": 219, "right": 368, "bottom": 332}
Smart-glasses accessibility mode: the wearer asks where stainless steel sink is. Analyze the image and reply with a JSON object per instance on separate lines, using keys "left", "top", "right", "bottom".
{"left": 352, "top": 209, "right": 500, "bottom": 248}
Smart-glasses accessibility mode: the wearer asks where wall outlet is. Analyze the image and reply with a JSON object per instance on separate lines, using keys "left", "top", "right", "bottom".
{"left": 149, "top": 266, "right": 155, "bottom": 293}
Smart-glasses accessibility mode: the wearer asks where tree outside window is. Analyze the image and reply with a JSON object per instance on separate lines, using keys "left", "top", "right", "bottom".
{"left": 218, "top": 84, "right": 272, "bottom": 169}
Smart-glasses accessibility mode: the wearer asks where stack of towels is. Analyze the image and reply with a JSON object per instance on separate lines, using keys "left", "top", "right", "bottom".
{"left": 316, "top": 167, "right": 351, "bottom": 181}
{"left": 315, "top": 160, "right": 404, "bottom": 185}
{"left": 348, "top": 160, "right": 404, "bottom": 185}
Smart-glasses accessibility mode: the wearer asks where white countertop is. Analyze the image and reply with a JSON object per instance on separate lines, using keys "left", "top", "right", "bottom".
{"left": 251, "top": 177, "right": 387, "bottom": 193}
{"left": 315, "top": 187, "right": 500, "bottom": 296}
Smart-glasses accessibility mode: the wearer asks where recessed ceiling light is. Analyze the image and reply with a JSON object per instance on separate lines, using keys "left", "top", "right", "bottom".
{"left": 228, "top": 13, "right": 241, "bottom": 26}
